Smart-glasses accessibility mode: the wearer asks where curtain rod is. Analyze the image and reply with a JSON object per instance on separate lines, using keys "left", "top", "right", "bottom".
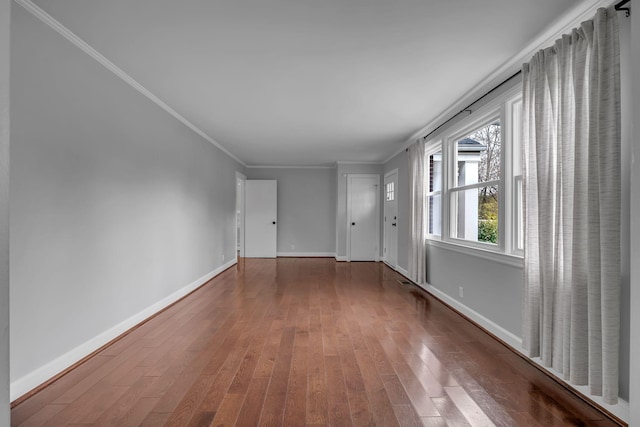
{"left": 615, "top": 0, "right": 630, "bottom": 17}
{"left": 416, "top": 70, "right": 522, "bottom": 143}
{"left": 409, "top": 1, "right": 630, "bottom": 150}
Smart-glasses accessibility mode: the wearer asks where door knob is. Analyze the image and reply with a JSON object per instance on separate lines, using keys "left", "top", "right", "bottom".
{"left": 351, "top": 222, "right": 355, "bottom": 226}
{"left": 272, "top": 221, "right": 276, "bottom": 225}
{"left": 392, "top": 223, "right": 397, "bottom": 226}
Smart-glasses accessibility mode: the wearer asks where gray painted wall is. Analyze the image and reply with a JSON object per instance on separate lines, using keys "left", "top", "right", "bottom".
{"left": 0, "top": 0, "right": 9, "bottom": 422}
{"left": 384, "top": 147, "right": 524, "bottom": 337}
{"left": 629, "top": 1, "right": 639, "bottom": 424}
{"left": 425, "top": 246, "right": 524, "bottom": 337}
{"left": 383, "top": 151, "right": 409, "bottom": 272}
{"left": 245, "top": 168, "right": 336, "bottom": 255}
{"left": 10, "top": 5, "right": 243, "bottom": 392}
{"left": 335, "top": 163, "right": 383, "bottom": 259}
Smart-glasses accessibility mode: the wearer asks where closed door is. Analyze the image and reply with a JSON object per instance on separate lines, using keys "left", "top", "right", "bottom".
{"left": 348, "top": 174, "right": 380, "bottom": 261}
{"left": 383, "top": 171, "right": 398, "bottom": 268}
{"left": 245, "top": 180, "right": 277, "bottom": 258}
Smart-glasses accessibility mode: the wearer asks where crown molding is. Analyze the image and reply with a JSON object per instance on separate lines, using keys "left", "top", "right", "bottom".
{"left": 382, "top": 141, "right": 412, "bottom": 164}
{"left": 335, "top": 160, "right": 384, "bottom": 166}
{"left": 246, "top": 164, "right": 336, "bottom": 169}
{"left": 14, "top": 0, "right": 247, "bottom": 167}
{"left": 403, "top": 0, "right": 614, "bottom": 146}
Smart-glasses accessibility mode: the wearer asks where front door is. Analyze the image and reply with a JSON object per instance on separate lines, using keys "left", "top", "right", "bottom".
{"left": 245, "top": 180, "right": 277, "bottom": 258}
{"left": 347, "top": 174, "right": 380, "bottom": 261}
{"left": 383, "top": 170, "right": 398, "bottom": 268}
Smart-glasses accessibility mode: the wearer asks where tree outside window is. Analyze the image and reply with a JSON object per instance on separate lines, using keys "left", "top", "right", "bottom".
{"left": 453, "top": 121, "right": 501, "bottom": 244}
{"left": 471, "top": 122, "right": 501, "bottom": 243}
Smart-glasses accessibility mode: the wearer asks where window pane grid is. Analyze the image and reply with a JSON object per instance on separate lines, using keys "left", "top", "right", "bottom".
{"left": 386, "top": 182, "right": 395, "bottom": 201}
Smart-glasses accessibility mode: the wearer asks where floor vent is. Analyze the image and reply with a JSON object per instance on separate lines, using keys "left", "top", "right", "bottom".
{"left": 398, "top": 280, "right": 412, "bottom": 286}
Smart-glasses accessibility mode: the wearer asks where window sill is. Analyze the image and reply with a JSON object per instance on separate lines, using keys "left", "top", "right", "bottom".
{"left": 425, "top": 238, "right": 524, "bottom": 268}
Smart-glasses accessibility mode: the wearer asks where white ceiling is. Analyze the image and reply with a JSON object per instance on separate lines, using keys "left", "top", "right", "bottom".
{"left": 31, "top": 0, "right": 585, "bottom": 166}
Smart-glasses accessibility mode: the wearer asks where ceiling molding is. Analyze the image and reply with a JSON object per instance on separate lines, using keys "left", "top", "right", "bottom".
{"left": 383, "top": 143, "right": 412, "bottom": 164}
{"left": 404, "top": 0, "right": 614, "bottom": 146}
{"left": 335, "top": 161, "right": 384, "bottom": 165}
{"left": 246, "top": 165, "right": 336, "bottom": 169}
{"left": 14, "top": 0, "right": 247, "bottom": 167}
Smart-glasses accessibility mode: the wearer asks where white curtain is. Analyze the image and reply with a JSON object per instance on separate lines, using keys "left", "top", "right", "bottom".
{"left": 522, "top": 7, "right": 620, "bottom": 404}
{"left": 408, "top": 140, "right": 426, "bottom": 285}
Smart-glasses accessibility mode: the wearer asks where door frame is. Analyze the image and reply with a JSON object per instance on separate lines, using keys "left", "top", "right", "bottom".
{"left": 383, "top": 169, "right": 399, "bottom": 270}
{"left": 235, "top": 171, "right": 246, "bottom": 260}
{"left": 346, "top": 174, "right": 381, "bottom": 262}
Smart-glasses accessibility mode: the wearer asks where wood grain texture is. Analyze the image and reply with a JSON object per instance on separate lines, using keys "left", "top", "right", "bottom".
{"left": 11, "top": 258, "right": 623, "bottom": 426}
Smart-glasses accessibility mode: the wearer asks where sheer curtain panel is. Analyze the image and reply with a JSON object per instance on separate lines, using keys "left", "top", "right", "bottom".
{"left": 408, "top": 140, "right": 426, "bottom": 285}
{"left": 522, "top": 7, "right": 620, "bottom": 404}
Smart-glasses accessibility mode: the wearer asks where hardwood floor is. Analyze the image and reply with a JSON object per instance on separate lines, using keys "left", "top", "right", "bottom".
{"left": 11, "top": 258, "right": 621, "bottom": 426}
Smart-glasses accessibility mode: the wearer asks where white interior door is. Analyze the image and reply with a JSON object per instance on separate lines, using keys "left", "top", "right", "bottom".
{"left": 383, "top": 171, "right": 398, "bottom": 268}
{"left": 348, "top": 174, "right": 380, "bottom": 261}
{"left": 245, "top": 180, "right": 277, "bottom": 258}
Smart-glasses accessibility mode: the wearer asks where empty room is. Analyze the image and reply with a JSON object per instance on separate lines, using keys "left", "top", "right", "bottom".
{"left": 1, "top": 0, "right": 639, "bottom": 425}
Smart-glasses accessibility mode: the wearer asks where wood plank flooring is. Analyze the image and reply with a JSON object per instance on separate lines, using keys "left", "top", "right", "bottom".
{"left": 11, "top": 258, "right": 621, "bottom": 426}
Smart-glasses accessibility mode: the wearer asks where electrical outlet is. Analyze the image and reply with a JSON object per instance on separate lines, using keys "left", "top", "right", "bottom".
{"left": 458, "top": 286, "right": 464, "bottom": 298}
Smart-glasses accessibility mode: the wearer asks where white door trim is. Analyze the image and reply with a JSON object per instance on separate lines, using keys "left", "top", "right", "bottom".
{"left": 346, "top": 174, "right": 381, "bottom": 262}
{"left": 383, "top": 169, "right": 399, "bottom": 270}
{"left": 235, "top": 172, "right": 246, "bottom": 261}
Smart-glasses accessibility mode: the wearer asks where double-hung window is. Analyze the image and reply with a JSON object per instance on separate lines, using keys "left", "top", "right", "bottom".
{"left": 450, "top": 119, "right": 502, "bottom": 245}
{"left": 424, "top": 86, "right": 522, "bottom": 260}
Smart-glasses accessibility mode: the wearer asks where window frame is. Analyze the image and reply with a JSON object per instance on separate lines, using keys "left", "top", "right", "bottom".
{"left": 425, "top": 142, "right": 443, "bottom": 239}
{"left": 509, "top": 97, "right": 524, "bottom": 256}
{"left": 385, "top": 181, "right": 395, "bottom": 202}
{"left": 447, "top": 113, "right": 503, "bottom": 250}
{"left": 424, "top": 85, "right": 523, "bottom": 266}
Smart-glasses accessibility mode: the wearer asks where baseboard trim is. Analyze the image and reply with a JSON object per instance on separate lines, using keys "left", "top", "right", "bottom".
{"left": 523, "top": 358, "right": 629, "bottom": 424}
{"left": 387, "top": 268, "right": 629, "bottom": 424}
{"left": 396, "top": 266, "right": 410, "bottom": 278}
{"left": 10, "top": 259, "right": 237, "bottom": 404}
{"left": 418, "top": 282, "right": 523, "bottom": 350}
{"left": 276, "top": 252, "right": 336, "bottom": 258}
{"left": 334, "top": 256, "right": 386, "bottom": 263}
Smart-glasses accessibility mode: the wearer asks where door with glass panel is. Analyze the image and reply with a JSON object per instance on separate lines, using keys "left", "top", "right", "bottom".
{"left": 383, "top": 171, "right": 398, "bottom": 268}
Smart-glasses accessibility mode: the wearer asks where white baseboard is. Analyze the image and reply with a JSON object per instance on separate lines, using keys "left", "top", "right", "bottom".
{"left": 418, "top": 282, "right": 523, "bottom": 350}
{"left": 334, "top": 255, "right": 385, "bottom": 262}
{"left": 396, "top": 266, "right": 410, "bottom": 278}
{"left": 524, "top": 357, "right": 630, "bottom": 422}
{"left": 417, "top": 282, "right": 629, "bottom": 423}
{"left": 10, "top": 259, "right": 237, "bottom": 402}
{"left": 276, "top": 252, "right": 336, "bottom": 258}
{"left": 382, "top": 260, "right": 393, "bottom": 269}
